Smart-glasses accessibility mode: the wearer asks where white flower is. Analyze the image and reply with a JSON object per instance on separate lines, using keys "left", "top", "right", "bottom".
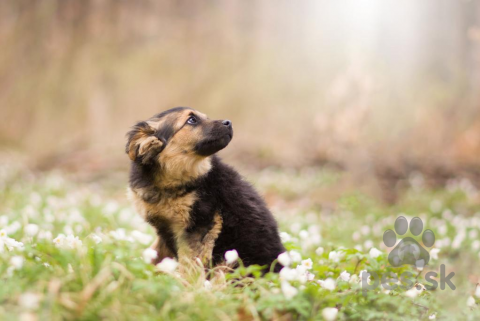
{"left": 301, "top": 258, "right": 313, "bottom": 270}
{"left": 109, "top": 229, "right": 134, "bottom": 242}
{"left": 429, "top": 314, "right": 436, "bottom": 320}
{"left": 90, "top": 234, "right": 102, "bottom": 244}
{"left": 306, "top": 272, "right": 315, "bottom": 281}
{"left": 349, "top": 274, "right": 359, "bottom": 284}
{"left": 475, "top": 285, "right": 480, "bottom": 298}
{"left": 225, "top": 250, "right": 239, "bottom": 264}
{"left": 315, "top": 247, "right": 324, "bottom": 256}
{"left": 289, "top": 250, "right": 302, "bottom": 262}
{"left": 430, "top": 248, "right": 440, "bottom": 260}
{"left": 318, "top": 278, "right": 336, "bottom": 291}
{"left": 4, "top": 236, "right": 24, "bottom": 251}
{"left": 10, "top": 256, "right": 24, "bottom": 269}
{"left": 38, "top": 231, "right": 53, "bottom": 241}
{"left": 467, "top": 296, "right": 476, "bottom": 307}
{"left": 322, "top": 307, "right": 338, "bottom": 321}
{"left": 279, "top": 267, "right": 297, "bottom": 281}
{"left": 328, "top": 251, "right": 343, "bottom": 262}
{"left": 299, "top": 230, "right": 309, "bottom": 239}
{"left": 204, "top": 280, "right": 212, "bottom": 290}
{"left": 24, "top": 224, "right": 39, "bottom": 237}
{"left": 405, "top": 287, "right": 421, "bottom": 298}
{"left": 103, "top": 201, "right": 119, "bottom": 215}
{"left": 281, "top": 281, "right": 298, "bottom": 299}
{"left": 53, "top": 234, "right": 82, "bottom": 249}
{"left": 280, "top": 232, "right": 291, "bottom": 243}
{"left": 142, "top": 248, "right": 158, "bottom": 263}
{"left": 278, "top": 252, "right": 292, "bottom": 267}
{"left": 369, "top": 247, "right": 382, "bottom": 258}
{"left": 0, "top": 229, "right": 7, "bottom": 238}
{"left": 131, "top": 230, "right": 153, "bottom": 245}
{"left": 339, "top": 270, "right": 350, "bottom": 282}
{"left": 296, "top": 264, "right": 307, "bottom": 277}
{"left": 156, "top": 257, "right": 178, "bottom": 273}
{"left": 364, "top": 239, "right": 373, "bottom": 249}
{"left": 18, "top": 293, "right": 40, "bottom": 310}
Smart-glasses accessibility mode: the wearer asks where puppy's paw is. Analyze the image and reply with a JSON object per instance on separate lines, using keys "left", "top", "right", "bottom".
{"left": 138, "top": 136, "right": 164, "bottom": 164}
{"left": 139, "top": 136, "right": 163, "bottom": 156}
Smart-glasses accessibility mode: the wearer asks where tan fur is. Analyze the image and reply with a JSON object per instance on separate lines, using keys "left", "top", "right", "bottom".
{"left": 156, "top": 110, "right": 211, "bottom": 188}
{"left": 127, "top": 124, "right": 156, "bottom": 161}
{"left": 183, "top": 212, "right": 223, "bottom": 265}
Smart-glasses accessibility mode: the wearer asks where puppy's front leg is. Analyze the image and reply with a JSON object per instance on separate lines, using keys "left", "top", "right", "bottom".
{"left": 150, "top": 236, "right": 176, "bottom": 265}
{"left": 177, "top": 213, "right": 223, "bottom": 267}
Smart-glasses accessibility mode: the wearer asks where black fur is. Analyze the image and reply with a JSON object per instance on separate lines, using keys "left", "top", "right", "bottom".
{"left": 192, "top": 156, "right": 286, "bottom": 270}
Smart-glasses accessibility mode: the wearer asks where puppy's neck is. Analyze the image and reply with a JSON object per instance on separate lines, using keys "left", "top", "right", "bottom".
{"left": 156, "top": 156, "right": 212, "bottom": 189}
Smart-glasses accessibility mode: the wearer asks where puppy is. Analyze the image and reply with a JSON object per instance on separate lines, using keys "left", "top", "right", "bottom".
{"left": 126, "top": 107, "right": 285, "bottom": 271}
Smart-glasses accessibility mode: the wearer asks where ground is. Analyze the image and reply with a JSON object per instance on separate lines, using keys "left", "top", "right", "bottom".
{"left": 1, "top": 164, "right": 479, "bottom": 321}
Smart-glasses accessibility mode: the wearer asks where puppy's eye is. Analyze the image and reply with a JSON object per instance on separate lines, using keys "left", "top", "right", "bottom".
{"left": 187, "top": 116, "right": 197, "bottom": 125}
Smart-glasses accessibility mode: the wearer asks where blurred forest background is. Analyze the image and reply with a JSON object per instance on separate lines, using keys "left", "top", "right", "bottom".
{"left": 1, "top": 0, "right": 480, "bottom": 202}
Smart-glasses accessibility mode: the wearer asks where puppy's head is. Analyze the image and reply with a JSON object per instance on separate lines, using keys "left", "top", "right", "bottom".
{"left": 126, "top": 107, "right": 233, "bottom": 170}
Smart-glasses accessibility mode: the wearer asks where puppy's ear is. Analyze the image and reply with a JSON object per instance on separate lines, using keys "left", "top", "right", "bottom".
{"left": 126, "top": 121, "right": 165, "bottom": 164}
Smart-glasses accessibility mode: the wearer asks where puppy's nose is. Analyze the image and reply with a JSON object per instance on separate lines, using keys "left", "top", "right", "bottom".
{"left": 222, "top": 120, "right": 232, "bottom": 128}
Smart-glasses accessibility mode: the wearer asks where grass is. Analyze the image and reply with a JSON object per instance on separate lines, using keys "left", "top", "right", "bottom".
{"left": 1, "top": 164, "right": 480, "bottom": 320}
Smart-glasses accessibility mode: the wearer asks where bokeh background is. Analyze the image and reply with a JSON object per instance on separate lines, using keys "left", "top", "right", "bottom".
{"left": 1, "top": 0, "right": 480, "bottom": 202}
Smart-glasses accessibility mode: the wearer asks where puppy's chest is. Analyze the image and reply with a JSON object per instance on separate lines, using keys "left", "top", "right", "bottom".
{"left": 129, "top": 187, "right": 196, "bottom": 232}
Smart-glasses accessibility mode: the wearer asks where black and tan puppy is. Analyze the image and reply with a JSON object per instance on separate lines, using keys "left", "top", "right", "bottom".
{"left": 126, "top": 107, "right": 285, "bottom": 271}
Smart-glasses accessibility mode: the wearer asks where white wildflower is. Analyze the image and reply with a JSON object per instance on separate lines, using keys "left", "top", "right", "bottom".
{"left": 53, "top": 234, "right": 82, "bottom": 249}
{"left": 315, "top": 247, "right": 324, "bottom": 256}
{"left": 318, "top": 278, "right": 336, "bottom": 291}
{"left": 204, "top": 280, "right": 212, "bottom": 290}
{"left": 405, "top": 287, "right": 422, "bottom": 298}
{"left": 280, "top": 232, "right": 291, "bottom": 243}
{"left": 322, "top": 307, "right": 338, "bottom": 321}
{"left": 90, "top": 234, "right": 102, "bottom": 244}
{"left": 142, "top": 248, "right": 158, "bottom": 263}
{"left": 38, "top": 231, "right": 53, "bottom": 241}
{"left": 289, "top": 250, "right": 302, "bottom": 263}
{"left": 429, "top": 313, "right": 436, "bottom": 319}
{"left": 277, "top": 252, "right": 292, "bottom": 267}
{"left": 430, "top": 248, "right": 440, "bottom": 260}
{"left": 24, "top": 224, "right": 39, "bottom": 237}
{"left": 299, "top": 230, "right": 309, "bottom": 239}
{"left": 10, "top": 256, "right": 24, "bottom": 269}
{"left": 131, "top": 230, "right": 153, "bottom": 245}
{"left": 156, "top": 257, "right": 178, "bottom": 273}
{"left": 328, "top": 251, "right": 343, "bottom": 262}
{"left": 225, "top": 250, "right": 239, "bottom": 264}
{"left": 467, "top": 296, "right": 476, "bottom": 307}
{"left": 364, "top": 240, "right": 373, "bottom": 249}
{"left": 281, "top": 281, "right": 298, "bottom": 299}
{"left": 301, "top": 258, "right": 313, "bottom": 270}
{"left": 339, "top": 270, "right": 350, "bottom": 282}
{"left": 279, "top": 267, "right": 298, "bottom": 281}
{"left": 369, "top": 247, "right": 382, "bottom": 258}
{"left": 4, "top": 236, "right": 24, "bottom": 251}
{"left": 109, "top": 229, "right": 134, "bottom": 242}
{"left": 349, "top": 274, "right": 359, "bottom": 284}
{"left": 475, "top": 285, "right": 480, "bottom": 298}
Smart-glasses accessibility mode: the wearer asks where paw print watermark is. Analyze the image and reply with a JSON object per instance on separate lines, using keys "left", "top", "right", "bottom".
{"left": 362, "top": 216, "right": 455, "bottom": 294}
{"left": 383, "top": 216, "right": 435, "bottom": 269}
